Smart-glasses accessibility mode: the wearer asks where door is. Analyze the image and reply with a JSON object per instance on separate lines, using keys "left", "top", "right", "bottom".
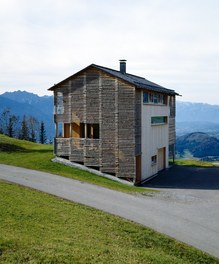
{"left": 135, "top": 155, "right": 141, "bottom": 182}
{"left": 158, "top": 147, "right": 165, "bottom": 171}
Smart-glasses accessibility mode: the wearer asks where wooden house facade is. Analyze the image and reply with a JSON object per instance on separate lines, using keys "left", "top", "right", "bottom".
{"left": 49, "top": 61, "right": 178, "bottom": 183}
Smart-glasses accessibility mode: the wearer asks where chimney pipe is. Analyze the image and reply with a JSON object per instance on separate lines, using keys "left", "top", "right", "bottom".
{"left": 119, "top": 59, "right": 126, "bottom": 74}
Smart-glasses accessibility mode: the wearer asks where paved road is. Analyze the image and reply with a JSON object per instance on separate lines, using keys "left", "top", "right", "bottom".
{"left": 0, "top": 164, "right": 219, "bottom": 258}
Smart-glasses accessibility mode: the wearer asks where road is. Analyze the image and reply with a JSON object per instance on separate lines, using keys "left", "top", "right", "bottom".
{"left": 0, "top": 164, "right": 219, "bottom": 258}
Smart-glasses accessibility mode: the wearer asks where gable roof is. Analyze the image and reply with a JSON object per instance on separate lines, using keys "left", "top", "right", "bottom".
{"left": 49, "top": 63, "right": 179, "bottom": 95}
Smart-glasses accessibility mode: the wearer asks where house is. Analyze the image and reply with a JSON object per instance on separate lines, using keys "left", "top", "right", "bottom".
{"left": 48, "top": 60, "right": 178, "bottom": 184}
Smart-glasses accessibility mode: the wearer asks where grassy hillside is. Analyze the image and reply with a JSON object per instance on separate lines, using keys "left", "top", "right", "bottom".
{"left": 1, "top": 181, "right": 218, "bottom": 264}
{"left": 174, "top": 159, "right": 217, "bottom": 167}
{"left": 0, "top": 134, "right": 148, "bottom": 193}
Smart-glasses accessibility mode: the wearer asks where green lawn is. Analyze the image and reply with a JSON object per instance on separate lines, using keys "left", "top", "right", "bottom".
{"left": 174, "top": 159, "right": 217, "bottom": 167}
{"left": 1, "top": 181, "right": 218, "bottom": 264}
{"left": 0, "top": 134, "right": 149, "bottom": 194}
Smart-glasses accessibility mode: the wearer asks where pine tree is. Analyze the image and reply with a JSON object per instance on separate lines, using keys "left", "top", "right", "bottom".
{"left": 40, "top": 121, "right": 46, "bottom": 144}
{"left": 0, "top": 108, "right": 18, "bottom": 138}
{"left": 28, "top": 116, "right": 39, "bottom": 142}
{"left": 8, "top": 115, "right": 18, "bottom": 137}
{"left": 19, "top": 115, "right": 29, "bottom": 140}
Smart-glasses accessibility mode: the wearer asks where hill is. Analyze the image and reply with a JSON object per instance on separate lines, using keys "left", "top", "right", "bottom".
{"left": 176, "top": 132, "right": 219, "bottom": 160}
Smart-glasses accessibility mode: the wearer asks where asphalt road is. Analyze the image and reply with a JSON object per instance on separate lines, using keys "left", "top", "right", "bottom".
{"left": 0, "top": 164, "right": 219, "bottom": 258}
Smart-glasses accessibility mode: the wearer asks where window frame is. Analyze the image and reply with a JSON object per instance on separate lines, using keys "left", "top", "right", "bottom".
{"left": 143, "top": 91, "right": 167, "bottom": 105}
{"left": 151, "top": 116, "right": 168, "bottom": 125}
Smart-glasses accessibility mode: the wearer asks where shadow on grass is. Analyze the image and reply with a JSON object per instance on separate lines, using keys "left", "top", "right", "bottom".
{"left": 0, "top": 143, "right": 25, "bottom": 152}
{"left": 0, "top": 143, "right": 52, "bottom": 153}
{"left": 143, "top": 165, "right": 219, "bottom": 190}
{"left": 20, "top": 149, "right": 53, "bottom": 153}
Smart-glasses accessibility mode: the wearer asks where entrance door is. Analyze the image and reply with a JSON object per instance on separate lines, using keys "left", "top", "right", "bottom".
{"left": 135, "top": 155, "right": 141, "bottom": 182}
{"left": 158, "top": 147, "right": 165, "bottom": 171}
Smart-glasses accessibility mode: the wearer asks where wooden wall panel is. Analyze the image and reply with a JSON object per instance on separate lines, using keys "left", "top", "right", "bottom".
{"left": 70, "top": 75, "right": 85, "bottom": 123}
{"left": 100, "top": 74, "right": 116, "bottom": 174}
{"left": 86, "top": 71, "right": 100, "bottom": 124}
{"left": 84, "top": 139, "right": 100, "bottom": 166}
{"left": 69, "top": 138, "right": 84, "bottom": 162}
{"left": 135, "top": 90, "right": 141, "bottom": 155}
{"left": 117, "top": 81, "right": 135, "bottom": 179}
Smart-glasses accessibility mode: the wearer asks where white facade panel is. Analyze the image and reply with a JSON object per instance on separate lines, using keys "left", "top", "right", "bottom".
{"left": 141, "top": 95, "right": 170, "bottom": 181}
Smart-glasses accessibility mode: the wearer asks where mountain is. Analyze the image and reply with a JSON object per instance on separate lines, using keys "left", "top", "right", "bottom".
{"left": 1, "top": 90, "right": 53, "bottom": 115}
{"left": 176, "top": 101, "right": 219, "bottom": 136}
{"left": 0, "top": 91, "right": 54, "bottom": 141}
{"left": 176, "top": 132, "right": 219, "bottom": 160}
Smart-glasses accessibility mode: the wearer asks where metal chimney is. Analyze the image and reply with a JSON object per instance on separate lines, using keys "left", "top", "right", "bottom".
{"left": 119, "top": 59, "right": 126, "bottom": 74}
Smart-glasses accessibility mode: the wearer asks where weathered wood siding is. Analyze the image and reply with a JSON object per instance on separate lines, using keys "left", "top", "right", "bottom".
{"left": 53, "top": 67, "right": 136, "bottom": 180}
{"left": 69, "top": 138, "right": 84, "bottom": 162}
{"left": 117, "top": 81, "right": 135, "bottom": 179}
{"left": 55, "top": 138, "right": 71, "bottom": 156}
{"left": 135, "top": 89, "right": 142, "bottom": 155}
{"left": 86, "top": 71, "right": 99, "bottom": 123}
{"left": 101, "top": 74, "right": 117, "bottom": 174}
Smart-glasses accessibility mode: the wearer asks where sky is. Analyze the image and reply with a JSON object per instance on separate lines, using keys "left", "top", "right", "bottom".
{"left": 0, "top": 0, "right": 219, "bottom": 104}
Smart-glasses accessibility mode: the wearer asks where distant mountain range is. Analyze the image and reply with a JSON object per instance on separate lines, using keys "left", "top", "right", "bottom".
{"left": 1, "top": 91, "right": 219, "bottom": 154}
{"left": 0, "top": 90, "right": 54, "bottom": 141}
{"left": 176, "top": 101, "right": 219, "bottom": 137}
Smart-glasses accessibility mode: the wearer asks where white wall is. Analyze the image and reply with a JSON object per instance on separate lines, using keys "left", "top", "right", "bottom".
{"left": 141, "top": 94, "right": 170, "bottom": 181}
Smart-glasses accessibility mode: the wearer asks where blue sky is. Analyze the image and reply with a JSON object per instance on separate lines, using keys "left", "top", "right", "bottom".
{"left": 0, "top": 0, "right": 219, "bottom": 104}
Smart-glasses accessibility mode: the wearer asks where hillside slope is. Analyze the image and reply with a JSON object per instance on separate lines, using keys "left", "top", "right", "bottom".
{"left": 177, "top": 132, "right": 219, "bottom": 159}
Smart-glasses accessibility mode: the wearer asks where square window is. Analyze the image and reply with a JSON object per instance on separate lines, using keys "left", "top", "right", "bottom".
{"left": 151, "top": 155, "right": 157, "bottom": 165}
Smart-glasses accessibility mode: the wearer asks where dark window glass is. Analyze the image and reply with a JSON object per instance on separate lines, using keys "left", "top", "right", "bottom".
{"left": 151, "top": 116, "right": 167, "bottom": 124}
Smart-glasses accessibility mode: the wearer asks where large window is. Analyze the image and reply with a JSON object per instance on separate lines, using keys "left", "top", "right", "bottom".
{"left": 151, "top": 116, "right": 168, "bottom": 125}
{"left": 143, "top": 91, "right": 167, "bottom": 105}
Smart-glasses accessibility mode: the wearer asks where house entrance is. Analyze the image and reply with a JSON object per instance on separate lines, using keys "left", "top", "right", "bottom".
{"left": 158, "top": 147, "right": 165, "bottom": 171}
{"left": 135, "top": 155, "right": 141, "bottom": 182}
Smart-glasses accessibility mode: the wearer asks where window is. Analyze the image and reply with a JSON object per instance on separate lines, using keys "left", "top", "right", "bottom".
{"left": 143, "top": 91, "right": 167, "bottom": 105}
{"left": 56, "top": 92, "right": 64, "bottom": 114}
{"left": 151, "top": 155, "right": 157, "bottom": 165}
{"left": 87, "top": 124, "right": 99, "bottom": 139}
{"left": 151, "top": 116, "right": 168, "bottom": 125}
{"left": 72, "top": 122, "right": 85, "bottom": 138}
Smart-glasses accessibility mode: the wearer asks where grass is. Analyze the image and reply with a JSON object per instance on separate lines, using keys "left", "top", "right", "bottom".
{"left": 0, "top": 181, "right": 218, "bottom": 264}
{"left": 174, "top": 159, "right": 217, "bottom": 167}
{"left": 0, "top": 134, "right": 150, "bottom": 194}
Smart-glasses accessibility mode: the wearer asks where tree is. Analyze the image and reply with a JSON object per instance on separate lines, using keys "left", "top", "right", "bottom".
{"left": 0, "top": 108, "right": 10, "bottom": 135}
{"left": 8, "top": 115, "right": 18, "bottom": 137}
{"left": 0, "top": 108, "right": 18, "bottom": 137}
{"left": 19, "top": 115, "right": 29, "bottom": 140}
{"left": 40, "top": 121, "right": 46, "bottom": 144}
{"left": 28, "top": 116, "right": 39, "bottom": 142}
